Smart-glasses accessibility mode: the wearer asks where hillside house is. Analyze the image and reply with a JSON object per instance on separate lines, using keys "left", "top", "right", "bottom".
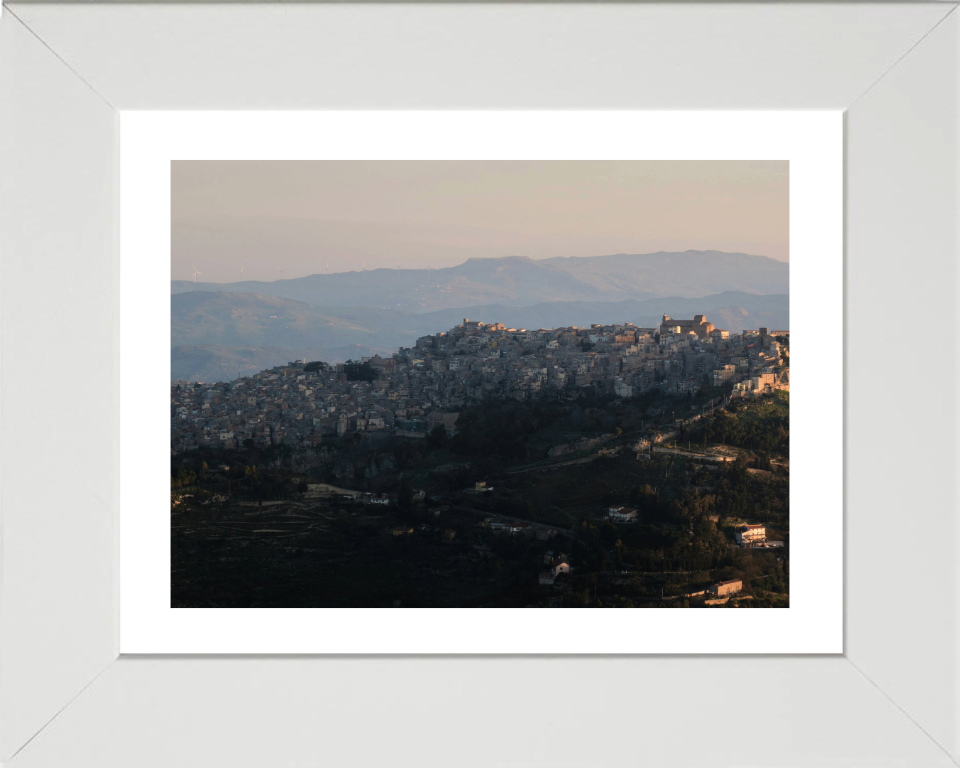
{"left": 735, "top": 524, "right": 767, "bottom": 546}
{"left": 708, "top": 579, "right": 743, "bottom": 597}
{"left": 607, "top": 506, "right": 638, "bottom": 523}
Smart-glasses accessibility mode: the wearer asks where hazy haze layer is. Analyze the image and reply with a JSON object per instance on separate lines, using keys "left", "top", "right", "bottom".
{"left": 173, "top": 160, "right": 789, "bottom": 282}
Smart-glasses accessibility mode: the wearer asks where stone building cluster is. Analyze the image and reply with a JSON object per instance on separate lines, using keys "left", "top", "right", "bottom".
{"left": 170, "top": 314, "right": 788, "bottom": 453}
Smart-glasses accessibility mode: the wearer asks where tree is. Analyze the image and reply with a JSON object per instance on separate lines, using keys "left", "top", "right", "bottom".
{"left": 398, "top": 479, "right": 414, "bottom": 512}
{"left": 342, "top": 360, "right": 377, "bottom": 382}
{"left": 585, "top": 574, "right": 598, "bottom": 598}
{"left": 426, "top": 423, "right": 448, "bottom": 450}
{"left": 304, "top": 360, "right": 327, "bottom": 373}
{"left": 599, "top": 520, "right": 619, "bottom": 547}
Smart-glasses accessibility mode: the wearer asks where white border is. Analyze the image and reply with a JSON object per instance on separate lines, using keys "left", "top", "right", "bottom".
{"left": 120, "top": 111, "right": 842, "bottom": 654}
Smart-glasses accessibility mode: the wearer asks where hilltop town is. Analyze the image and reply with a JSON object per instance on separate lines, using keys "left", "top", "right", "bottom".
{"left": 171, "top": 312, "right": 791, "bottom": 609}
{"left": 171, "top": 313, "right": 788, "bottom": 453}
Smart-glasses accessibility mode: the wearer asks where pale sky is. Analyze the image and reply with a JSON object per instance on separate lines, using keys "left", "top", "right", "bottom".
{"left": 172, "top": 160, "right": 788, "bottom": 283}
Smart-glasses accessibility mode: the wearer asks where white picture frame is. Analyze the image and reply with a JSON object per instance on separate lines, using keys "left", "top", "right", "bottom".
{"left": 1, "top": 3, "right": 958, "bottom": 766}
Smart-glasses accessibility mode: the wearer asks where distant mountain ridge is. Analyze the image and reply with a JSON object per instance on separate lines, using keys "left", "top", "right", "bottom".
{"left": 172, "top": 251, "right": 788, "bottom": 313}
{"left": 171, "top": 291, "right": 406, "bottom": 350}
{"left": 172, "top": 289, "right": 788, "bottom": 381}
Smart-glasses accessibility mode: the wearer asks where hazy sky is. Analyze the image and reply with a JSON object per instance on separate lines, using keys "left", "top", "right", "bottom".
{"left": 172, "top": 160, "right": 788, "bottom": 283}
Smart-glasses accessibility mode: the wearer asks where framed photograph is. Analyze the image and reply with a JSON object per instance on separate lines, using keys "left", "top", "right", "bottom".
{"left": 119, "top": 111, "right": 841, "bottom": 655}
{"left": 2, "top": 3, "right": 958, "bottom": 766}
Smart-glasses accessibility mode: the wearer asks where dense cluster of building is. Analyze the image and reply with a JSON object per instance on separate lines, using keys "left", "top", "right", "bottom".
{"left": 171, "top": 314, "right": 788, "bottom": 453}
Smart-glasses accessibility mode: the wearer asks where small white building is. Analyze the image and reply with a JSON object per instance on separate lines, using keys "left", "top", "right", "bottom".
{"left": 607, "top": 506, "right": 638, "bottom": 523}
{"left": 712, "top": 364, "right": 737, "bottom": 385}
{"left": 735, "top": 524, "right": 767, "bottom": 546}
{"left": 708, "top": 579, "right": 743, "bottom": 597}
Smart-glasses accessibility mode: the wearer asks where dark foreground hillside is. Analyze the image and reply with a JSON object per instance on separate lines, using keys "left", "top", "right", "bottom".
{"left": 172, "top": 391, "right": 789, "bottom": 608}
